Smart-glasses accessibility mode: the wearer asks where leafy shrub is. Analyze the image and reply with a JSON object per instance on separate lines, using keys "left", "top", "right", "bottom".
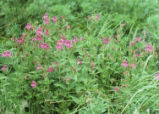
{"left": 0, "top": 12, "right": 159, "bottom": 113}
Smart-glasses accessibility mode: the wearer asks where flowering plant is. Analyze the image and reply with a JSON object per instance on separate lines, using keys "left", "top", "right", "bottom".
{"left": 0, "top": 12, "right": 158, "bottom": 114}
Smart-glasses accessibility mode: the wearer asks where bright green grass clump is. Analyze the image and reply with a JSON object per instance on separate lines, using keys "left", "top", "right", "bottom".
{"left": 0, "top": 0, "right": 159, "bottom": 113}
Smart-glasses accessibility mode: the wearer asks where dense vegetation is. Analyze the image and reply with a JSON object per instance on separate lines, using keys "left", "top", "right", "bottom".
{"left": 0, "top": 0, "right": 159, "bottom": 113}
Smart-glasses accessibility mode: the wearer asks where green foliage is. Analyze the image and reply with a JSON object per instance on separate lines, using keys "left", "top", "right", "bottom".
{"left": 1, "top": 0, "right": 158, "bottom": 38}
{"left": 0, "top": 0, "right": 159, "bottom": 113}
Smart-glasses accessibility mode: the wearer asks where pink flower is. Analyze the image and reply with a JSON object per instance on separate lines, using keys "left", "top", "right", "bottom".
{"left": 58, "top": 40, "right": 63, "bottom": 45}
{"left": 73, "top": 36, "right": 78, "bottom": 43}
{"left": 96, "top": 14, "right": 100, "bottom": 20}
{"left": 104, "top": 38, "right": 109, "bottom": 44}
{"left": 44, "top": 18, "right": 49, "bottom": 24}
{"left": 48, "top": 66, "right": 53, "bottom": 72}
{"left": 136, "top": 54, "right": 139, "bottom": 57}
{"left": 45, "top": 29, "right": 49, "bottom": 36}
{"left": 17, "top": 38, "right": 24, "bottom": 44}
{"left": 39, "top": 43, "right": 43, "bottom": 48}
{"left": 17, "top": 34, "right": 25, "bottom": 44}
{"left": 80, "top": 37, "right": 84, "bottom": 41}
{"left": 62, "top": 37, "right": 66, "bottom": 42}
{"left": 1, "top": 65, "right": 7, "bottom": 70}
{"left": 42, "top": 13, "right": 48, "bottom": 20}
{"left": 154, "top": 74, "right": 159, "bottom": 80}
{"left": 136, "top": 37, "right": 140, "bottom": 42}
{"left": 40, "top": 43, "right": 48, "bottom": 49}
{"left": 66, "top": 24, "right": 70, "bottom": 30}
{"left": 131, "top": 41, "right": 135, "bottom": 46}
{"left": 66, "top": 77, "right": 70, "bottom": 81}
{"left": 2, "top": 51, "right": 11, "bottom": 57}
{"left": 42, "top": 13, "right": 49, "bottom": 24}
{"left": 78, "top": 59, "right": 82, "bottom": 64}
{"left": 132, "top": 63, "right": 136, "bottom": 69}
{"left": 54, "top": 61, "right": 58, "bottom": 66}
{"left": 25, "top": 23, "right": 32, "bottom": 30}
{"left": 107, "top": 54, "right": 110, "bottom": 59}
{"left": 35, "top": 28, "right": 43, "bottom": 41}
{"left": 91, "top": 63, "right": 94, "bottom": 69}
{"left": 121, "top": 60, "right": 129, "bottom": 68}
{"left": 58, "top": 34, "right": 62, "bottom": 38}
{"left": 64, "top": 40, "right": 72, "bottom": 48}
{"left": 145, "top": 44, "right": 153, "bottom": 52}
{"left": 32, "top": 38, "right": 35, "bottom": 44}
{"left": 59, "top": 37, "right": 66, "bottom": 44}
{"left": 31, "top": 81, "right": 36, "bottom": 88}
{"left": 114, "top": 86, "right": 119, "bottom": 91}
{"left": 56, "top": 43, "right": 63, "bottom": 50}
{"left": 43, "top": 43, "right": 48, "bottom": 49}
{"left": 36, "top": 64, "right": 41, "bottom": 70}
{"left": 20, "top": 33, "right": 24, "bottom": 38}
{"left": 35, "top": 35, "right": 42, "bottom": 42}
{"left": 36, "top": 27, "right": 42, "bottom": 36}
{"left": 52, "top": 16, "right": 57, "bottom": 23}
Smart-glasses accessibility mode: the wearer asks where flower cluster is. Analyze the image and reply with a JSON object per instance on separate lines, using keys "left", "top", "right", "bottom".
{"left": 1, "top": 51, "right": 11, "bottom": 57}
{"left": 42, "top": 13, "right": 49, "bottom": 24}
{"left": 56, "top": 37, "right": 73, "bottom": 50}
{"left": 1, "top": 12, "right": 157, "bottom": 113}
{"left": 1, "top": 65, "right": 7, "bottom": 70}
{"left": 40, "top": 43, "right": 48, "bottom": 49}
